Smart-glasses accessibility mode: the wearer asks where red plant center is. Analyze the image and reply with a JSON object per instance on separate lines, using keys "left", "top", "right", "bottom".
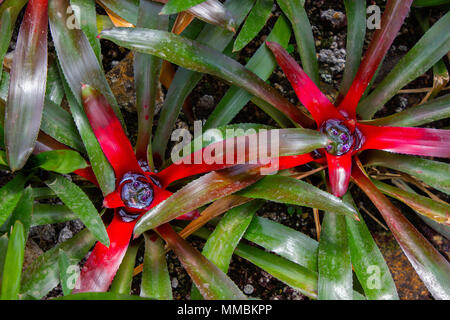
{"left": 119, "top": 172, "right": 154, "bottom": 212}
{"left": 320, "top": 119, "right": 364, "bottom": 156}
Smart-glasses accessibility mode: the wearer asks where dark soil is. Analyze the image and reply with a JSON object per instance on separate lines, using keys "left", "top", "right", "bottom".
{"left": 1, "top": 1, "right": 449, "bottom": 300}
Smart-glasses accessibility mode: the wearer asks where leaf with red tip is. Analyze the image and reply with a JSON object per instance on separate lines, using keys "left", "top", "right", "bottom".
{"left": 73, "top": 213, "right": 135, "bottom": 293}
{"left": 99, "top": 28, "right": 311, "bottom": 127}
{"left": 157, "top": 128, "right": 327, "bottom": 187}
{"left": 156, "top": 223, "right": 246, "bottom": 300}
{"left": 352, "top": 164, "right": 450, "bottom": 299}
{"left": 4, "top": 0, "right": 48, "bottom": 171}
{"left": 49, "top": 0, "right": 124, "bottom": 128}
{"left": 338, "top": 0, "right": 413, "bottom": 119}
{"left": 358, "top": 124, "right": 450, "bottom": 158}
{"left": 81, "top": 84, "right": 143, "bottom": 180}
{"left": 266, "top": 41, "right": 342, "bottom": 126}
{"left": 326, "top": 153, "right": 352, "bottom": 197}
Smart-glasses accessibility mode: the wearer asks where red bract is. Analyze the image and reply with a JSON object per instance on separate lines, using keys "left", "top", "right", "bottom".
{"left": 73, "top": 85, "right": 313, "bottom": 292}
{"left": 266, "top": 35, "right": 450, "bottom": 197}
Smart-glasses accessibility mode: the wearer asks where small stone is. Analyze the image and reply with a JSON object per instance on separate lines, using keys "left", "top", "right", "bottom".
{"left": 58, "top": 226, "right": 73, "bottom": 243}
{"left": 320, "top": 9, "right": 346, "bottom": 29}
{"left": 171, "top": 277, "right": 179, "bottom": 289}
{"left": 197, "top": 95, "right": 215, "bottom": 110}
{"left": 243, "top": 284, "right": 254, "bottom": 295}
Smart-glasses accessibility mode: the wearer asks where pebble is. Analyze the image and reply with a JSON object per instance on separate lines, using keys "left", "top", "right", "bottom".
{"left": 320, "top": 9, "right": 346, "bottom": 29}
{"left": 58, "top": 226, "right": 73, "bottom": 243}
{"left": 171, "top": 277, "right": 179, "bottom": 289}
{"left": 243, "top": 284, "right": 254, "bottom": 295}
{"left": 197, "top": 95, "right": 215, "bottom": 110}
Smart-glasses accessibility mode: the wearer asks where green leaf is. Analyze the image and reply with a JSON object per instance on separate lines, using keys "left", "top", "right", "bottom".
{"left": 31, "top": 204, "right": 76, "bottom": 227}
{"left": 0, "top": 0, "right": 28, "bottom": 76}
{"left": 97, "top": 0, "right": 139, "bottom": 25}
{"left": 4, "top": 0, "right": 48, "bottom": 170}
{"left": 318, "top": 212, "right": 352, "bottom": 300}
{"left": 205, "top": 15, "right": 292, "bottom": 129}
{"left": 71, "top": 0, "right": 102, "bottom": 63}
{"left": 343, "top": 193, "right": 398, "bottom": 300}
{"left": 187, "top": 0, "right": 237, "bottom": 32}
{"left": 413, "top": 0, "right": 450, "bottom": 7}
{"left": 49, "top": 0, "right": 125, "bottom": 129}
{"left": 161, "top": 0, "right": 207, "bottom": 14}
{"left": 58, "top": 250, "right": 73, "bottom": 296}
{"left": 236, "top": 242, "right": 317, "bottom": 299}
{"left": 99, "top": 28, "right": 310, "bottom": 127}
{"left": 363, "top": 150, "right": 450, "bottom": 195}
{"left": 238, "top": 175, "right": 360, "bottom": 220}
{"left": 136, "top": 128, "right": 329, "bottom": 234}
{"left": 21, "top": 228, "right": 96, "bottom": 299}
{"left": 140, "top": 233, "right": 173, "bottom": 300}
{"left": 276, "top": 0, "right": 319, "bottom": 85}
{"left": 244, "top": 216, "right": 318, "bottom": 271}
{"left": 110, "top": 240, "right": 142, "bottom": 295}
{"left": 353, "top": 166, "right": 450, "bottom": 300}
{"left": 372, "top": 180, "right": 450, "bottom": 226}
{"left": 44, "top": 174, "right": 109, "bottom": 246}
{"left": 233, "top": 0, "right": 273, "bottom": 52}
{"left": 57, "top": 58, "right": 115, "bottom": 195}
{"left": 0, "top": 235, "right": 8, "bottom": 289}
{"left": 157, "top": 224, "right": 246, "bottom": 300}
{"left": 0, "top": 174, "right": 27, "bottom": 226}
{"left": 31, "top": 150, "right": 88, "bottom": 174}
{"left": 134, "top": 0, "right": 168, "bottom": 164}
{"left": 364, "top": 94, "right": 450, "bottom": 127}
{"left": 339, "top": 0, "right": 366, "bottom": 97}
{"left": 358, "top": 11, "right": 450, "bottom": 119}
{"left": 191, "top": 200, "right": 263, "bottom": 300}
{"left": 45, "top": 61, "right": 65, "bottom": 106}
{"left": 152, "top": 0, "right": 255, "bottom": 162}
{"left": 135, "top": 165, "right": 264, "bottom": 236}
{"left": 1, "top": 221, "right": 25, "bottom": 300}
{"left": 6, "top": 187, "right": 33, "bottom": 238}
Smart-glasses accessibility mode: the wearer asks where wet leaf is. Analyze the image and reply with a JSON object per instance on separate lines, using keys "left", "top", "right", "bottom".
{"left": 140, "top": 233, "right": 172, "bottom": 299}
{"left": 358, "top": 11, "right": 450, "bottom": 119}
{"left": 99, "top": 28, "right": 311, "bottom": 127}
{"left": 58, "top": 250, "right": 72, "bottom": 296}
{"left": 157, "top": 223, "right": 246, "bottom": 300}
{"left": 0, "top": 174, "right": 27, "bottom": 226}
{"left": 373, "top": 179, "right": 450, "bottom": 226}
{"left": 31, "top": 204, "right": 76, "bottom": 226}
{"left": 276, "top": 0, "right": 319, "bottom": 85}
{"left": 6, "top": 187, "right": 33, "bottom": 238}
{"left": 352, "top": 164, "right": 450, "bottom": 300}
{"left": 96, "top": 0, "right": 139, "bottom": 25}
{"left": 110, "top": 240, "right": 142, "bottom": 294}
{"left": 21, "top": 228, "right": 96, "bottom": 299}
{"left": 191, "top": 201, "right": 263, "bottom": 299}
{"left": 233, "top": 0, "right": 273, "bottom": 52}
{"left": 363, "top": 150, "right": 450, "bottom": 195}
{"left": 31, "top": 150, "right": 88, "bottom": 174}
{"left": 5, "top": 0, "right": 48, "bottom": 170}
{"left": 161, "top": 0, "right": 207, "bottom": 14}
{"left": 318, "top": 212, "right": 352, "bottom": 300}
{"left": 238, "top": 175, "right": 359, "bottom": 220}
{"left": 205, "top": 16, "right": 292, "bottom": 129}
{"left": 343, "top": 193, "right": 398, "bottom": 300}
{"left": 364, "top": 94, "right": 450, "bottom": 127}
{"left": 44, "top": 173, "right": 109, "bottom": 246}
{"left": 1, "top": 221, "right": 25, "bottom": 300}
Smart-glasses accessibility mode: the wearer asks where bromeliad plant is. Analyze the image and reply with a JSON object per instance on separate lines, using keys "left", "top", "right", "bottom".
{"left": 1, "top": 0, "right": 450, "bottom": 301}
{"left": 99, "top": 0, "right": 450, "bottom": 300}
